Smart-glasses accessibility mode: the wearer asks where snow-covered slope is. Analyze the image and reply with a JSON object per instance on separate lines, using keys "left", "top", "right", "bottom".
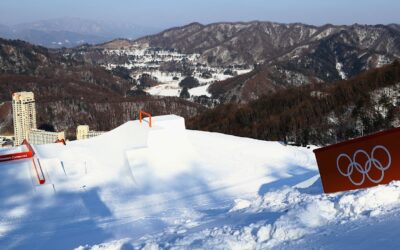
{"left": 1, "top": 115, "right": 400, "bottom": 249}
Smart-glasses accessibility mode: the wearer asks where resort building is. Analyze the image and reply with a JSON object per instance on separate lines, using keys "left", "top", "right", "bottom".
{"left": 12, "top": 92, "right": 37, "bottom": 145}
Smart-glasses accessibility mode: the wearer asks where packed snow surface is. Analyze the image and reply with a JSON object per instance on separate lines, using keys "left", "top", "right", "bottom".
{"left": 1, "top": 115, "right": 400, "bottom": 249}
{"left": 143, "top": 70, "right": 251, "bottom": 98}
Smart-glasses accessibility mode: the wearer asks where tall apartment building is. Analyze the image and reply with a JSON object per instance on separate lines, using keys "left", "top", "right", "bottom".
{"left": 76, "top": 125, "right": 104, "bottom": 140}
{"left": 12, "top": 92, "right": 37, "bottom": 145}
{"left": 28, "top": 129, "right": 65, "bottom": 145}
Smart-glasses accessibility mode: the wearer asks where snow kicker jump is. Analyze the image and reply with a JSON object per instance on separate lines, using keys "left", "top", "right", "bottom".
{"left": 0, "top": 113, "right": 319, "bottom": 249}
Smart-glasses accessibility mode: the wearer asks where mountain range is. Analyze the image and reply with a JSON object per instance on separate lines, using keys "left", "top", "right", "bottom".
{"left": 84, "top": 21, "right": 400, "bottom": 103}
{"left": 130, "top": 21, "right": 400, "bottom": 66}
{"left": 1, "top": 20, "right": 400, "bottom": 145}
{"left": 0, "top": 17, "right": 160, "bottom": 48}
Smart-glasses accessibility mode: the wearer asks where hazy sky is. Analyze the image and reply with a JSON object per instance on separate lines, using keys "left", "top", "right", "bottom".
{"left": 0, "top": 0, "right": 399, "bottom": 28}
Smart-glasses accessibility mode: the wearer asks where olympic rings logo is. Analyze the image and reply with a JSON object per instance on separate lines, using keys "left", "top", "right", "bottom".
{"left": 336, "top": 145, "right": 392, "bottom": 186}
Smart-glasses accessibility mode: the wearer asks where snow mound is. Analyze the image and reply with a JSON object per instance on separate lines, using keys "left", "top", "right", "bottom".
{"left": 2, "top": 115, "right": 400, "bottom": 250}
{"left": 128, "top": 181, "right": 400, "bottom": 250}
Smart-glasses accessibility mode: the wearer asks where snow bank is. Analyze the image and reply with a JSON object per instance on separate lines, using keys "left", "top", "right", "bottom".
{"left": 0, "top": 115, "right": 319, "bottom": 250}
{"left": 3, "top": 115, "right": 400, "bottom": 250}
{"left": 129, "top": 181, "right": 400, "bottom": 250}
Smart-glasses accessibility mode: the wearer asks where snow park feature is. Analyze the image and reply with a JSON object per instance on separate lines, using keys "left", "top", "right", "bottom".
{"left": 0, "top": 140, "right": 34, "bottom": 162}
{"left": 2, "top": 115, "right": 400, "bottom": 249}
{"left": 0, "top": 139, "right": 46, "bottom": 185}
{"left": 314, "top": 127, "right": 400, "bottom": 193}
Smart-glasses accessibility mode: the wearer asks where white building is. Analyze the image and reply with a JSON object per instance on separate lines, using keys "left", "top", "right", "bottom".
{"left": 28, "top": 129, "right": 65, "bottom": 145}
{"left": 12, "top": 92, "right": 37, "bottom": 145}
{"left": 76, "top": 125, "right": 104, "bottom": 140}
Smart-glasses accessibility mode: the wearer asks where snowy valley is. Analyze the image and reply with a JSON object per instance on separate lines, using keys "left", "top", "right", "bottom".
{"left": 72, "top": 45, "right": 252, "bottom": 101}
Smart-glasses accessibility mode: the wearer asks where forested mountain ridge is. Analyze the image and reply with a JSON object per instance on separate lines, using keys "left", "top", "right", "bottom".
{"left": 98, "top": 21, "right": 400, "bottom": 103}
{"left": 188, "top": 61, "right": 400, "bottom": 146}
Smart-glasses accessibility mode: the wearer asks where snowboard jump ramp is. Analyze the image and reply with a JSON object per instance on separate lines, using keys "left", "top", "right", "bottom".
{"left": 0, "top": 113, "right": 319, "bottom": 249}
{"left": 0, "top": 114, "right": 194, "bottom": 191}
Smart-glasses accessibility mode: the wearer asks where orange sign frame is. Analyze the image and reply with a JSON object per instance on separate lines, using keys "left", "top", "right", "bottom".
{"left": 55, "top": 139, "right": 66, "bottom": 145}
{"left": 314, "top": 127, "right": 400, "bottom": 193}
{"left": 139, "top": 110, "right": 152, "bottom": 127}
{"left": 0, "top": 140, "right": 45, "bottom": 185}
{"left": 0, "top": 140, "right": 34, "bottom": 162}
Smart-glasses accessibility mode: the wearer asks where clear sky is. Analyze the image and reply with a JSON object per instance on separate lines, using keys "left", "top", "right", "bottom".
{"left": 0, "top": 0, "right": 399, "bottom": 28}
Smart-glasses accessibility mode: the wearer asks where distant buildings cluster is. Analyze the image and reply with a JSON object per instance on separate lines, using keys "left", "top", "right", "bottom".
{"left": 7, "top": 91, "right": 104, "bottom": 147}
{"left": 29, "top": 129, "right": 65, "bottom": 145}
